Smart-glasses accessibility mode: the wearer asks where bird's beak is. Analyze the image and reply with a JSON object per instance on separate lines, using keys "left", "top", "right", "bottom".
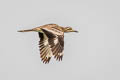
{"left": 73, "top": 30, "right": 78, "bottom": 33}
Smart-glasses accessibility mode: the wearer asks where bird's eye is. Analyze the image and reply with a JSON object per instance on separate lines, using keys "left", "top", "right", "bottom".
{"left": 66, "top": 27, "right": 72, "bottom": 30}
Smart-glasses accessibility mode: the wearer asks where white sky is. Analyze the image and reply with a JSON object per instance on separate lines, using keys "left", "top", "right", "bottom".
{"left": 0, "top": 0, "right": 120, "bottom": 80}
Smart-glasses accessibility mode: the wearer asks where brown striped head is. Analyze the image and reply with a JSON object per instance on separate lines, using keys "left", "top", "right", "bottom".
{"left": 63, "top": 27, "right": 78, "bottom": 33}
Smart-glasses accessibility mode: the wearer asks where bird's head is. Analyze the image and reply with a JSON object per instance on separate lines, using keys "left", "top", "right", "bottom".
{"left": 63, "top": 27, "right": 78, "bottom": 33}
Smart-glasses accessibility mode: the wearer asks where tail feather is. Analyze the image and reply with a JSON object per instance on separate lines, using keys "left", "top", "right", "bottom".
{"left": 18, "top": 29, "right": 34, "bottom": 32}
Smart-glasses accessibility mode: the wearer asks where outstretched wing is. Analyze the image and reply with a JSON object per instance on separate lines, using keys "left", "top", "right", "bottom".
{"left": 38, "top": 32, "right": 52, "bottom": 64}
{"left": 42, "top": 28, "right": 64, "bottom": 61}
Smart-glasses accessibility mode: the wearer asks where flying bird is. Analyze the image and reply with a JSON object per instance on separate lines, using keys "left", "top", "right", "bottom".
{"left": 18, "top": 24, "right": 78, "bottom": 64}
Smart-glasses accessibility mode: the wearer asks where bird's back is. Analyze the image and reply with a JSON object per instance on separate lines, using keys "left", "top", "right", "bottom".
{"left": 36, "top": 24, "right": 64, "bottom": 35}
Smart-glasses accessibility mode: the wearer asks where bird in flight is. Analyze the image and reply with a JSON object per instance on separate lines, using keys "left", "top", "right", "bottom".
{"left": 18, "top": 24, "right": 78, "bottom": 64}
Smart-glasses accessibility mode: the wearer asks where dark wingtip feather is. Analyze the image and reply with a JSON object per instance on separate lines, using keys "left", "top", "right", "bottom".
{"left": 41, "top": 57, "right": 51, "bottom": 64}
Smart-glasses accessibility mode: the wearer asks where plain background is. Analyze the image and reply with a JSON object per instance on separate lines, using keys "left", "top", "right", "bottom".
{"left": 0, "top": 0, "right": 120, "bottom": 80}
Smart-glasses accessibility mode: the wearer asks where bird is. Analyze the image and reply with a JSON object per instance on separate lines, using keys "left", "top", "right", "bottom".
{"left": 18, "top": 24, "right": 78, "bottom": 64}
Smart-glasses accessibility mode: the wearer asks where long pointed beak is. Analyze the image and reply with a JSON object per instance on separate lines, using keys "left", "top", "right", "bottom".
{"left": 73, "top": 30, "right": 78, "bottom": 33}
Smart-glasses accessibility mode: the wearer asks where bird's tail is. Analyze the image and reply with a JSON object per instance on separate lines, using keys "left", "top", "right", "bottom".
{"left": 18, "top": 29, "right": 34, "bottom": 32}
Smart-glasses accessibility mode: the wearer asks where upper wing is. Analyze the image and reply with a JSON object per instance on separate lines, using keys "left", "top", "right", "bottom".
{"left": 42, "top": 28, "right": 64, "bottom": 61}
{"left": 38, "top": 32, "right": 53, "bottom": 64}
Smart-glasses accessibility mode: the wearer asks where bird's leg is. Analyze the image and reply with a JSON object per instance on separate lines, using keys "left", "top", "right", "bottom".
{"left": 18, "top": 29, "right": 34, "bottom": 32}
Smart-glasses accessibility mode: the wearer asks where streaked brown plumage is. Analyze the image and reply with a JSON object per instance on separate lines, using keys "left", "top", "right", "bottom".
{"left": 18, "top": 24, "right": 78, "bottom": 64}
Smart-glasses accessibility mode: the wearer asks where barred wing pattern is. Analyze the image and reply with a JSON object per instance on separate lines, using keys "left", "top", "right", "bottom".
{"left": 38, "top": 32, "right": 52, "bottom": 64}
{"left": 39, "top": 27, "right": 64, "bottom": 64}
{"left": 51, "top": 36, "right": 64, "bottom": 61}
{"left": 42, "top": 29, "right": 64, "bottom": 61}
